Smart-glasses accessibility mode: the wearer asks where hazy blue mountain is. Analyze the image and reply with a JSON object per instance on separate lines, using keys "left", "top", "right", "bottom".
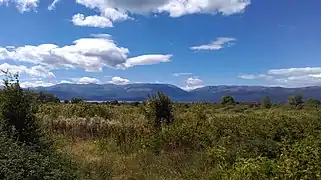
{"left": 32, "top": 83, "right": 321, "bottom": 102}
{"left": 33, "top": 83, "right": 195, "bottom": 102}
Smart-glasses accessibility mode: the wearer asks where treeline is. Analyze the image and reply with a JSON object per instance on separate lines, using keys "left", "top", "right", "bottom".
{"left": 49, "top": 93, "right": 321, "bottom": 110}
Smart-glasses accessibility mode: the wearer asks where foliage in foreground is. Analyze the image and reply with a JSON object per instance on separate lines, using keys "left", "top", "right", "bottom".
{"left": 36, "top": 97, "right": 321, "bottom": 179}
{"left": 2, "top": 72, "right": 321, "bottom": 179}
{"left": 0, "top": 73, "right": 84, "bottom": 180}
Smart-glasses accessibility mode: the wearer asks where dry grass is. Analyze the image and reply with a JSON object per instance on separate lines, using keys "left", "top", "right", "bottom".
{"left": 40, "top": 103, "right": 321, "bottom": 179}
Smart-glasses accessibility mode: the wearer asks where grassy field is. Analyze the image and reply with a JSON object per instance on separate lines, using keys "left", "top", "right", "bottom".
{"left": 35, "top": 102, "right": 321, "bottom": 179}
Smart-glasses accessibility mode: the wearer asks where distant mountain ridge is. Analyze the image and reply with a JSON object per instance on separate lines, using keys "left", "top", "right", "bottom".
{"left": 32, "top": 83, "right": 321, "bottom": 102}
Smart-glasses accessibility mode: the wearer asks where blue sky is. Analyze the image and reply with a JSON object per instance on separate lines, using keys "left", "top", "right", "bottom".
{"left": 0, "top": 0, "right": 320, "bottom": 89}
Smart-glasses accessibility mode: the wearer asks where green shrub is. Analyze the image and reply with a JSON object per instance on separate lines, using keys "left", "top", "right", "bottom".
{"left": 145, "top": 92, "right": 174, "bottom": 129}
{"left": 0, "top": 133, "right": 83, "bottom": 179}
{"left": 288, "top": 94, "right": 304, "bottom": 109}
{"left": 221, "top": 96, "right": 235, "bottom": 105}
{"left": 0, "top": 73, "right": 48, "bottom": 151}
{"left": 261, "top": 96, "right": 272, "bottom": 109}
{"left": 306, "top": 98, "right": 320, "bottom": 109}
{"left": 71, "top": 98, "right": 84, "bottom": 104}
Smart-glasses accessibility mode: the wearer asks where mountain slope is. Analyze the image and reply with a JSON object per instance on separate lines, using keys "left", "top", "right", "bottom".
{"left": 33, "top": 84, "right": 321, "bottom": 102}
{"left": 34, "top": 83, "right": 195, "bottom": 101}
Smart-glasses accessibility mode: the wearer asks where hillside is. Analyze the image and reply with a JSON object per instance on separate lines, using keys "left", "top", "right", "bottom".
{"left": 33, "top": 84, "right": 321, "bottom": 102}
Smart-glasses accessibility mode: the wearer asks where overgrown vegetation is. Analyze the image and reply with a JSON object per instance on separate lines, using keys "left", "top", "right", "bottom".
{"left": 0, "top": 72, "right": 84, "bottom": 179}
{"left": 2, "top": 73, "right": 321, "bottom": 179}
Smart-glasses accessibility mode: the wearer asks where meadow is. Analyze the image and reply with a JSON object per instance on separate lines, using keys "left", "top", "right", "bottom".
{"left": 37, "top": 101, "right": 321, "bottom": 180}
{"left": 1, "top": 75, "right": 321, "bottom": 179}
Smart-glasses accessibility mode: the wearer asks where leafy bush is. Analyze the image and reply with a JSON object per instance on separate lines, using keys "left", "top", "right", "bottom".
{"left": 71, "top": 98, "right": 84, "bottom": 104}
{"left": 145, "top": 92, "right": 174, "bottom": 129}
{"left": 221, "top": 96, "right": 235, "bottom": 105}
{"left": 288, "top": 94, "right": 304, "bottom": 109}
{"left": 0, "top": 73, "right": 85, "bottom": 179}
{"left": 261, "top": 96, "right": 272, "bottom": 109}
{"left": 0, "top": 133, "right": 83, "bottom": 179}
{"left": 306, "top": 98, "right": 320, "bottom": 109}
{"left": 0, "top": 73, "right": 48, "bottom": 151}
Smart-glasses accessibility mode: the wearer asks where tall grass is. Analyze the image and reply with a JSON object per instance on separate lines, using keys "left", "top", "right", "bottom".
{"left": 36, "top": 102, "right": 321, "bottom": 179}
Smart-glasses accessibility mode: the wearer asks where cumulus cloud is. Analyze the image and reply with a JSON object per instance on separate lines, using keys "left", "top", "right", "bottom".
{"left": 76, "top": 0, "right": 250, "bottom": 17}
{"left": 190, "top": 37, "right": 236, "bottom": 51}
{"left": 123, "top": 54, "right": 172, "bottom": 68}
{"left": 310, "top": 74, "right": 321, "bottom": 78}
{"left": 0, "top": 35, "right": 172, "bottom": 72}
{"left": 183, "top": 77, "right": 204, "bottom": 91}
{"left": 267, "top": 67, "right": 321, "bottom": 77}
{"left": 72, "top": 0, "right": 250, "bottom": 27}
{"left": 0, "top": 0, "right": 38, "bottom": 12}
{"left": 78, "top": 77, "right": 100, "bottom": 84}
{"left": 173, "top": 72, "right": 192, "bottom": 77}
{"left": 159, "top": 0, "right": 250, "bottom": 17}
{"left": 72, "top": 14, "right": 113, "bottom": 28}
{"left": 72, "top": 7, "right": 130, "bottom": 28}
{"left": 109, "top": 76, "right": 130, "bottom": 85}
{"left": 239, "top": 67, "right": 321, "bottom": 87}
{"left": 0, "top": 63, "right": 55, "bottom": 78}
{"left": 60, "top": 80, "right": 73, "bottom": 84}
{"left": 20, "top": 81, "right": 55, "bottom": 88}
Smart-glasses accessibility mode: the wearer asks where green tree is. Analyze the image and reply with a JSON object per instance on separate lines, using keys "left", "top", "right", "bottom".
{"left": 221, "top": 96, "right": 235, "bottom": 105}
{"left": 25, "top": 91, "right": 60, "bottom": 104}
{"left": 0, "top": 72, "right": 48, "bottom": 151}
{"left": 306, "top": 98, "right": 320, "bottom": 109}
{"left": 145, "top": 92, "right": 174, "bottom": 129}
{"left": 288, "top": 94, "right": 304, "bottom": 109}
{"left": 71, "top": 98, "right": 84, "bottom": 104}
{"left": 110, "top": 100, "right": 119, "bottom": 105}
{"left": 261, "top": 96, "right": 272, "bottom": 109}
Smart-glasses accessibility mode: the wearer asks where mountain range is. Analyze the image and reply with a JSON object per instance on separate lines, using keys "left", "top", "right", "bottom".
{"left": 32, "top": 83, "right": 321, "bottom": 103}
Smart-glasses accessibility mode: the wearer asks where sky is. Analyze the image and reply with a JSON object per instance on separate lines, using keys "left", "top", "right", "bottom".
{"left": 0, "top": 0, "right": 320, "bottom": 90}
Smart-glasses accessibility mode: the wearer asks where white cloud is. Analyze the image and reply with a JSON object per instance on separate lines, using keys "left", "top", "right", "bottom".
{"left": 158, "top": 0, "right": 250, "bottom": 17}
{"left": 75, "top": 0, "right": 250, "bottom": 17}
{"left": 0, "top": 47, "right": 10, "bottom": 59}
{"left": 48, "top": 0, "right": 60, "bottom": 10}
{"left": 5, "top": 46, "right": 15, "bottom": 49}
{"left": 20, "top": 81, "right": 55, "bottom": 88}
{"left": 0, "top": 0, "right": 38, "bottom": 12}
{"left": 72, "top": 0, "right": 250, "bottom": 27}
{"left": 268, "top": 67, "right": 321, "bottom": 77}
{"left": 239, "top": 67, "right": 321, "bottom": 87}
{"left": 173, "top": 72, "right": 192, "bottom": 77}
{"left": 0, "top": 63, "right": 55, "bottom": 78}
{"left": 183, "top": 77, "right": 204, "bottom": 91}
{"left": 102, "top": 7, "right": 130, "bottom": 21}
{"left": 0, "top": 36, "right": 171, "bottom": 72}
{"left": 190, "top": 37, "right": 236, "bottom": 51}
{"left": 90, "top": 33, "right": 112, "bottom": 39}
{"left": 78, "top": 77, "right": 100, "bottom": 84}
{"left": 238, "top": 74, "right": 257, "bottom": 80}
{"left": 109, "top": 76, "right": 130, "bottom": 85}
{"left": 60, "top": 80, "right": 73, "bottom": 84}
{"left": 123, "top": 54, "right": 172, "bottom": 68}
{"left": 72, "top": 14, "right": 113, "bottom": 28}
{"left": 310, "top": 74, "right": 321, "bottom": 78}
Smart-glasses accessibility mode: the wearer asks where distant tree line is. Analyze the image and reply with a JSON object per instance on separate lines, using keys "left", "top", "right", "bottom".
{"left": 220, "top": 94, "right": 320, "bottom": 109}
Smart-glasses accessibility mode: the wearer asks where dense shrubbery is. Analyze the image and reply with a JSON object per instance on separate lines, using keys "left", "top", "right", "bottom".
{"left": 0, "top": 133, "right": 81, "bottom": 179}
{"left": 0, "top": 73, "right": 85, "bottom": 179}
{"left": 34, "top": 93, "right": 321, "bottom": 179}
